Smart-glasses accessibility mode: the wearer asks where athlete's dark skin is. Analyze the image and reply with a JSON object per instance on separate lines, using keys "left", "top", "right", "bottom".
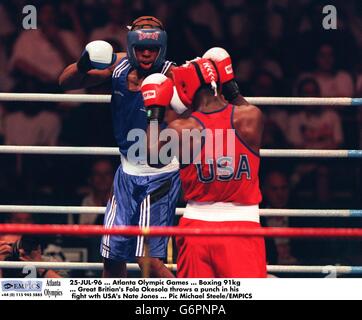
{"left": 59, "top": 46, "right": 175, "bottom": 278}
{"left": 147, "top": 88, "right": 264, "bottom": 166}
{"left": 59, "top": 28, "right": 250, "bottom": 278}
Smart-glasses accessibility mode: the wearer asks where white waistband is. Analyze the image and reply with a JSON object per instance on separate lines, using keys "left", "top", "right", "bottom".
{"left": 183, "top": 201, "right": 260, "bottom": 222}
{"left": 120, "top": 154, "right": 179, "bottom": 176}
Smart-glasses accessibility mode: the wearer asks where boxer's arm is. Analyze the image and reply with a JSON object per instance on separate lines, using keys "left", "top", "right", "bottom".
{"left": 224, "top": 82, "right": 250, "bottom": 106}
{"left": 142, "top": 72, "right": 200, "bottom": 166}
{"left": 146, "top": 115, "right": 197, "bottom": 165}
{"left": 142, "top": 73, "right": 174, "bottom": 167}
{"left": 59, "top": 52, "right": 126, "bottom": 90}
{"left": 167, "top": 118, "right": 202, "bottom": 166}
{"left": 232, "top": 104, "right": 264, "bottom": 153}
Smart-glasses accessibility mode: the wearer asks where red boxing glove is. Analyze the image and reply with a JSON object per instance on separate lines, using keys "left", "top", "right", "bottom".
{"left": 203, "top": 47, "right": 241, "bottom": 103}
{"left": 203, "top": 47, "right": 234, "bottom": 84}
{"left": 141, "top": 73, "right": 174, "bottom": 122}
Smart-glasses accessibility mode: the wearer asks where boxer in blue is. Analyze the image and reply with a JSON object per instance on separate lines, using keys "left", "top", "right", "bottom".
{"left": 59, "top": 16, "right": 181, "bottom": 277}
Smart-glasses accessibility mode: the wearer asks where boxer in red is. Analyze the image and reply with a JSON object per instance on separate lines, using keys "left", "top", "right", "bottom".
{"left": 141, "top": 48, "right": 267, "bottom": 278}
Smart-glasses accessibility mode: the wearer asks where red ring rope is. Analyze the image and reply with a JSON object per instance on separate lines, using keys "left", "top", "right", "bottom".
{"left": 1, "top": 224, "right": 362, "bottom": 238}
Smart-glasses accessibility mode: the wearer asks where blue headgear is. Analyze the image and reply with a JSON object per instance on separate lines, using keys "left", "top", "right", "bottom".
{"left": 127, "top": 28, "right": 167, "bottom": 73}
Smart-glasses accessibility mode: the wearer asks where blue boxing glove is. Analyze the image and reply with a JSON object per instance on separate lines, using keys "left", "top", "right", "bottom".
{"left": 77, "top": 40, "right": 117, "bottom": 73}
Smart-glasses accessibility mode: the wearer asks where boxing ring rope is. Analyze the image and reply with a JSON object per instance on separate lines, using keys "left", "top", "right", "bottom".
{"left": 0, "top": 206, "right": 361, "bottom": 218}
{"left": 1, "top": 145, "right": 362, "bottom": 158}
{"left": 1, "top": 261, "right": 362, "bottom": 275}
{"left": 1, "top": 93, "right": 361, "bottom": 277}
{"left": 1, "top": 224, "right": 362, "bottom": 275}
{"left": 1, "top": 93, "right": 362, "bottom": 106}
{"left": 1, "top": 224, "right": 362, "bottom": 238}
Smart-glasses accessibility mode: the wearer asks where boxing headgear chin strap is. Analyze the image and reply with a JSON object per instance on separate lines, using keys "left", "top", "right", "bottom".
{"left": 172, "top": 58, "right": 219, "bottom": 107}
{"left": 127, "top": 28, "right": 167, "bottom": 74}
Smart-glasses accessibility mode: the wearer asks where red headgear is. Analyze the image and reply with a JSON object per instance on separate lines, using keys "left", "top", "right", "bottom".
{"left": 171, "top": 58, "right": 219, "bottom": 107}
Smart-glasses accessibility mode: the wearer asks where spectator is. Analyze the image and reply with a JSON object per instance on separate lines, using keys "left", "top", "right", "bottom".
{"left": 3, "top": 105, "right": 61, "bottom": 146}
{"left": 357, "top": 75, "right": 362, "bottom": 98}
{"left": 0, "top": 212, "right": 68, "bottom": 277}
{"left": 151, "top": 0, "right": 172, "bottom": 27}
{"left": 289, "top": 78, "right": 343, "bottom": 210}
{"left": 0, "top": 3, "right": 15, "bottom": 40}
{"left": 225, "top": 9, "right": 253, "bottom": 54}
{"left": 67, "top": 159, "right": 114, "bottom": 266}
{"left": 0, "top": 212, "right": 34, "bottom": 244}
{"left": 246, "top": 0, "right": 286, "bottom": 48}
{"left": 261, "top": 119, "right": 289, "bottom": 149}
{"left": 90, "top": 0, "right": 129, "bottom": 50}
{"left": 60, "top": 82, "right": 115, "bottom": 147}
{"left": 344, "top": 1, "right": 362, "bottom": 50}
{"left": 58, "top": 1, "right": 87, "bottom": 46}
{"left": 0, "top": 43, "right": 14, "bottom": 92}
{"left": 0, "top": 104, "right": 4, "bottom": 143}
{"left": 261, "top": 170, "right": 297, "bottom": 265}
{"left": 296, "top": 43, "right": 354, "bottom": 97}
{"left": 250, "top": 70, "right": 289, "bottom": 141}
{"left": 187, "top": 0, "right": 223, "bottom": 42}
{"left": 235, "top": 47, "right": 283, "bottom": 84}
{"left": 0, "top": 3, "right": 16, "bottom": 92}
{"left": 1, "top": 235, "right": 61, "bottom": 278}
{"left": 0, "top": 241, "right": 12, "bottom": 261}
{"left": 78, "top": 159, "right": 115, "bottom": 226}
{"left": 166, "top": 4, "right": 208, "bottom": 63}
{"left": 249, "top": 70, "right": 279, "bottom": 97}
{"left": 10, "top": 2, "right": 82, "bottom": 90}
{"left": 313, "top": 43, "right": 354, "bottom": 97}
{"left": 0, "top": 212, "right": 34, "bottom": 277}
{"left": 289, "top": 78, "right": 343, "bottom": 149}
{"left": 357, "top": 57, "right": 362, "bottom": 150}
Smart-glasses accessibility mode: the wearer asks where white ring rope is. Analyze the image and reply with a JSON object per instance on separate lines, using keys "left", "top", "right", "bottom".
{"left": 0, "top": 206, "right": 361, "bottom": 217}
{"left": 0, "top": 145, "right": 361, "bottom": 158}
{"left": 0, "top": 261, "right": 361, "bottom": 274}
{"left": 0, "top": 146, "right": 118, "bottom": 156}
{"left": 1, "top": 94, "right": 360, "bottom": 276}
{"left": 0, "top": 93, "right": 109, "bottom": 104}
{"left": 1, "top": 93, "right": 361, "bottom": 106}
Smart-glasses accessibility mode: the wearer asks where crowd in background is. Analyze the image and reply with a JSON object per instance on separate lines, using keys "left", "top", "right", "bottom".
{"left": 0, "top": 0, "right": 362, "bottom": 275}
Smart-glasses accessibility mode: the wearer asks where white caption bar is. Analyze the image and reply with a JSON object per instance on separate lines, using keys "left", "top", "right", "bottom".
{"left": 1, "top": 278, "right": 362, "bottom": 300}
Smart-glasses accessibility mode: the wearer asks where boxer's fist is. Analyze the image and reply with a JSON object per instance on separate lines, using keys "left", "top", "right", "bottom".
{"left": 77, "top": 40, "right": 116, "bottom": 73}
{"left": 203, "top": 47, "right": 241, "bottom": 103}
{"left": 141, "top": 73, "right": 174, "bottom": 107}
{"left": 141, "top": 73, "right": 174, "bottom": 122}
{"left": 203, "top": 47, "right": 234, "bottom": 84}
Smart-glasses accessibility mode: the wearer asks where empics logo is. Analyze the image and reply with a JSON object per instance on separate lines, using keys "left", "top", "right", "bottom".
{"left": 1, "top": 280, "right": 42, "bottom": 292}
{"left": 3, "top": 283, "right": 13, "bottom": 290}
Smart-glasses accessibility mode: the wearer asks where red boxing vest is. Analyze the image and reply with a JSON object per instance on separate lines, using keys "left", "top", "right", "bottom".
{"left": 180, "top": 104, "right": 262, "bottom": 205}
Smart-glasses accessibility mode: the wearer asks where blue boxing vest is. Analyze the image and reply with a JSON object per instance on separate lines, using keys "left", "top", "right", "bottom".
{"left": 111, "top": 58, "right": 178, "bottom": 175}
